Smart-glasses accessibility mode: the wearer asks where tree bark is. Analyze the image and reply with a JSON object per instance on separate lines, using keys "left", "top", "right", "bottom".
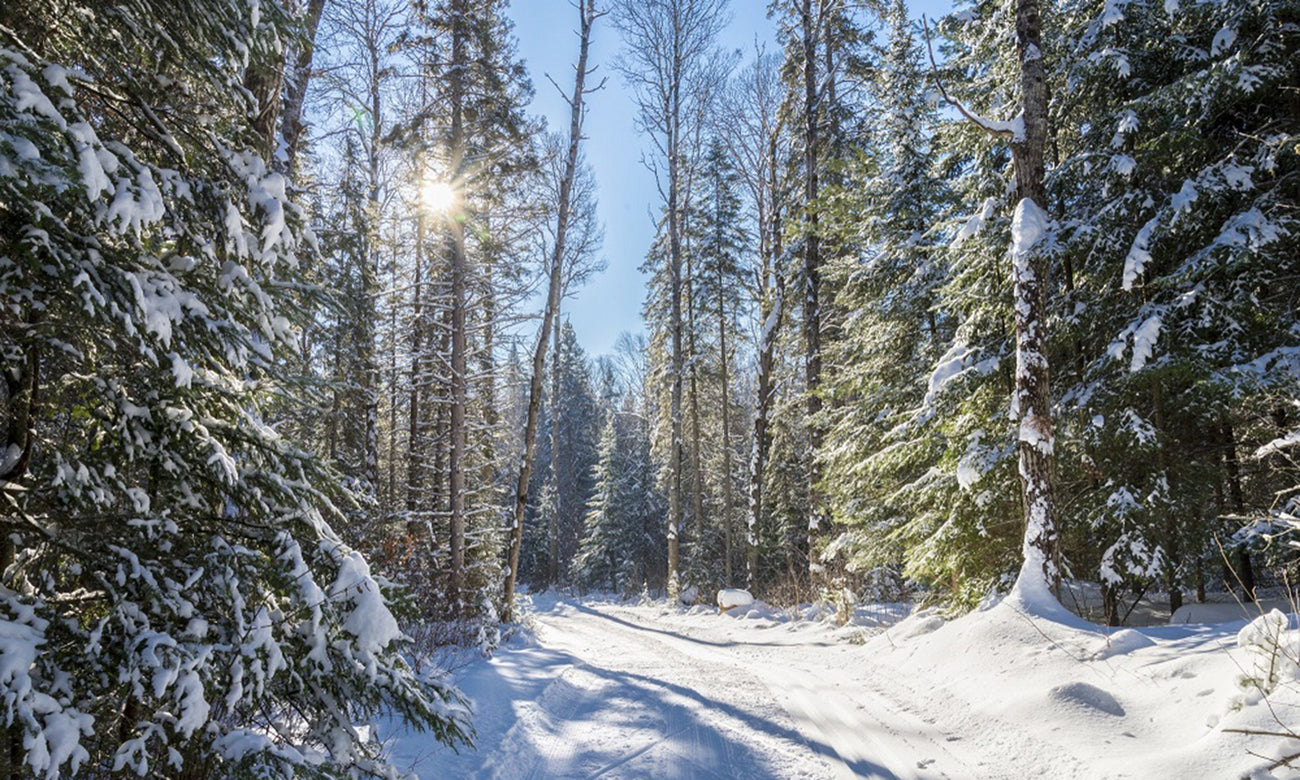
{"left": 1010, "top": 0, "right": 1060, "bottom": 598}
{"left": 719, "top": 268, "right": 734, "bottom": 586}
{"left": 747, "top": 132, "right": 784, "bottom": 591}
{"left": 279, "top": 0, "right": 328, "bottom": 177}
{"left": 549, "top": 315, "right": 562, "bottom": 586}
{"left": 406, "top": 70, "right": 430, "bottom": 532}
{"left": 361, "top": 8, "right": 383, "bottom": 491}
{"left": 666, "top": 8, "right": 685, "bottom": 601}
{"left": 688, "top": 250, "right": 704, "bottom": 570}
{"left": 800, "top": 0, "right": 826, "bottom": 585}
{"left": 1150, "top": 380, "right": 1182, "bottom": 617}
{"left": 447, "top": 0, "right": 468, "bottom": 606}
{"left": 406, "top": 163, "right": 425, "bottom": 529}
{"left": 1222, "top": 420, "right": 1257, "bottom": 600}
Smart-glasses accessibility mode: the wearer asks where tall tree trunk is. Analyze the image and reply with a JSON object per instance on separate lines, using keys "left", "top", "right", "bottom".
{"left": 361, "top": 20, "right": 383, "bottom": 490}
{"left": 447, "top": 0, "right": 469, "bottom": 606}
{"left": 434, "top": 305, "right": 451, "bottom": 537}
{"left": 388, "top": 225, "right": 400, "bottom": 509}
{"left": 1151, "top": 380, "right": 1181, "bottom": 616}
{"left": 549, "top": 314, "right": 562, "bottom": 587}
{"left": 747, "top": 134, "right": 784, "bottom": 591}
{"left": 1010, "top": 0, "right": 1060, "bottom": 597}
{"left": 407, "top": 164, "right": 425, "bottom": 529}
{"left": 1222, "top": 420, "right": 1256, "bottom": 600}
{"left": 800, "top": 0, "right": 826, "bottom": 585}
{"left": 687, "top": 253, "right": 704, "bottom": 570}
{"left": 279, "top": 0, "right": 328, "bottom": 177}
{"left": 503, "top": 3, "right": 598, "bottom": 618}
{"left": 327, "top": 342, "right": 341, "bottom": 461}
{"left": 406, "top": 70, "right": 430, "bottom": 531}
{"left": 719, "top": 279, "right": 734, "bottom": 586}
{"left": 666, "top": 12, "right": 685, "bottom": 601}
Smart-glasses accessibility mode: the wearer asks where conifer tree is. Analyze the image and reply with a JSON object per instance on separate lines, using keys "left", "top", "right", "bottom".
{"left": 576, "top": 407, "right": 668, "bottom": 593}
{"left": 693, "top": 138, "right": 750, "bottom": 585}
{"left": 0, "top": 0, "right": 468, "bottom": 774}
{"left": 821, "top": 0, "right": 949, "bottom": 591}
{"left": 1049, "top": 0, "right": 1299, "bottom": 617}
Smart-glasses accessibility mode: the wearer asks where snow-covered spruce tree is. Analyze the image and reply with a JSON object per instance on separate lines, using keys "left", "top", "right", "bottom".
{"left": 575, "top": 415, "right": 627, "bottom": 592}
{"left": 575, "top": 406, "right": 668, "bottom": 594}
{"left": 1048, "top": 0, "right": 1299, "bottom": 616}
{"left": 838, "top": 0, "right": 1049, "bottom": 605}
{"left": 530, "top": 322, "right": 600, "bottom": 587}
{"left": 0, "top": 0, "right": 468, "bottom": 775}
{"left": 820, "top": 0, "right": 951, "bottom": 595}
{"left": 400, "top": 0, "right": 535, "bottom": 621}
{"left": 692, "top": 138, "right": 750, "bottom": 588}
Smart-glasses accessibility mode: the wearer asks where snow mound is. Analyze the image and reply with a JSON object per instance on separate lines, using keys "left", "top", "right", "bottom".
{"left": 678, "top": 586, "right": 699, "bottom": 606}
{"left": 1048, "top": 682, "right": 1125, "bottom": 716}
{"left": 732, "top": 602, "right": 783, "bottom": 622}
{"left": 717, "top": 589, "right": 754, "bottom": 610}
{"left": 1092, "top": 628, "right": 1155, "bottom": 659}
{"left": 888, "top": 610, "right": 945, "bottom": 641}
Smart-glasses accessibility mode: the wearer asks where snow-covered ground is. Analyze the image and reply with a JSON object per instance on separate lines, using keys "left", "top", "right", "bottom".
{"left": 378, "top": 592, "right": 1300, "bottom": 779}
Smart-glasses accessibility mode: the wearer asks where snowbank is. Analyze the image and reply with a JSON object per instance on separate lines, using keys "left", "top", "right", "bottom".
{"left": 865, "top": 590, "right": 1300, "bottom": 778}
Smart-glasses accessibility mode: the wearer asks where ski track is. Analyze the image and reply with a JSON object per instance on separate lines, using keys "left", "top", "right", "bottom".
{"left": 387, "top": 599, "right": 1061, "bottom": 779}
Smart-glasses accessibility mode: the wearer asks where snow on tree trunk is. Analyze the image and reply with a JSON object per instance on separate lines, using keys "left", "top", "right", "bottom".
{"left": 1009, "top": 0, "right": 1060, "bottom": 600}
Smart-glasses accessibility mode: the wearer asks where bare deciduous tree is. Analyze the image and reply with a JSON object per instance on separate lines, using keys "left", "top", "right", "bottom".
{"left": 613, "top": 0, "right": 730, "bottom": 599}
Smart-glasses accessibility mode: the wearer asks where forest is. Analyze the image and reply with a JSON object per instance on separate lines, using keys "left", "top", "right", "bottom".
{"left": 0, "top": 0, "right": 1296, "bottom": 776}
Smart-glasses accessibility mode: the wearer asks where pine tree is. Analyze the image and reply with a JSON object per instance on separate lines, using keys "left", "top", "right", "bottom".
{"left": 403, "top": 0, "right": 535, "bottom": 618}
{"left": 693, "top": 138, "right": 750, "bottom": 586}
{"left": 544, "top": 322, "right": 602, "bottom": 584}
{"left": 0, "top": 0, "right": 467, "bottom": 774}
{"left": 1048, "top": 0, "right": 1299, "bottom": 617}
{"left": 575, "top": 408, "right": 668, "bottom": 593}
{"left": 576, "top": 377, "right": 669, "bottom": 594}
{"left": 821, "top": 0, "right": 949, "bottom": 594}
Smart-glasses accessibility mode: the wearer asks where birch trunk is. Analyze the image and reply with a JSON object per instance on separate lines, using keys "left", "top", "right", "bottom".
{"left": 503, "top": 0, "right": 600, "bottom": 620}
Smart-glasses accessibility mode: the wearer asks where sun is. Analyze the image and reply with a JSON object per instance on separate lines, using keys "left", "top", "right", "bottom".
{"left": 421, "top": 179, "right": 458, "bottom": 214}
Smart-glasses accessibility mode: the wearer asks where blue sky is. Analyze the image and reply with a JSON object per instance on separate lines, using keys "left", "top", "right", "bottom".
{"left": 505, "top": 0, "right": 949, "bottom": 359}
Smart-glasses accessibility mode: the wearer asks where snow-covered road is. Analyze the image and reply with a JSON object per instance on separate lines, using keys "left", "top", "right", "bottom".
{"left": 384, "top": 598, "right": 986, "bottom": 779}
{"left": 382, "top": 591, "right": 1288, "bottom": 780}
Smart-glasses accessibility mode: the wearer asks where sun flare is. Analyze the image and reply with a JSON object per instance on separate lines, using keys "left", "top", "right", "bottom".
{"left": 421, "top": 179, "right": 458, "bottom": 214}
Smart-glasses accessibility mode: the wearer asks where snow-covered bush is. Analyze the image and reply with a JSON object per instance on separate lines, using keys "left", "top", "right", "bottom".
{"left": 1236, "top": 611, "right": 1299, "bottom": 696}
{"left": 0, "top": 0, "right": 468, "bottom": 775}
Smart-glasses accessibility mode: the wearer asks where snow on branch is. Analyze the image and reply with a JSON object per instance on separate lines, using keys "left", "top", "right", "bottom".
{"left": 922, "top": 17, "right": 1024, "bottom": 141}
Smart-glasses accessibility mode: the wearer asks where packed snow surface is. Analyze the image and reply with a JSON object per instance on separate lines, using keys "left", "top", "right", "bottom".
{"left": 379, "top": 593, "right": 1300, "bottom": 778}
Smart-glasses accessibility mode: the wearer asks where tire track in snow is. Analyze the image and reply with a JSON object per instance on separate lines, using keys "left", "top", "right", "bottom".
{"left": 551, "top": 603, "right": 979, "bottom": 779}
{"left": 534, "top": 603, "right": 836, "bottom": 779}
